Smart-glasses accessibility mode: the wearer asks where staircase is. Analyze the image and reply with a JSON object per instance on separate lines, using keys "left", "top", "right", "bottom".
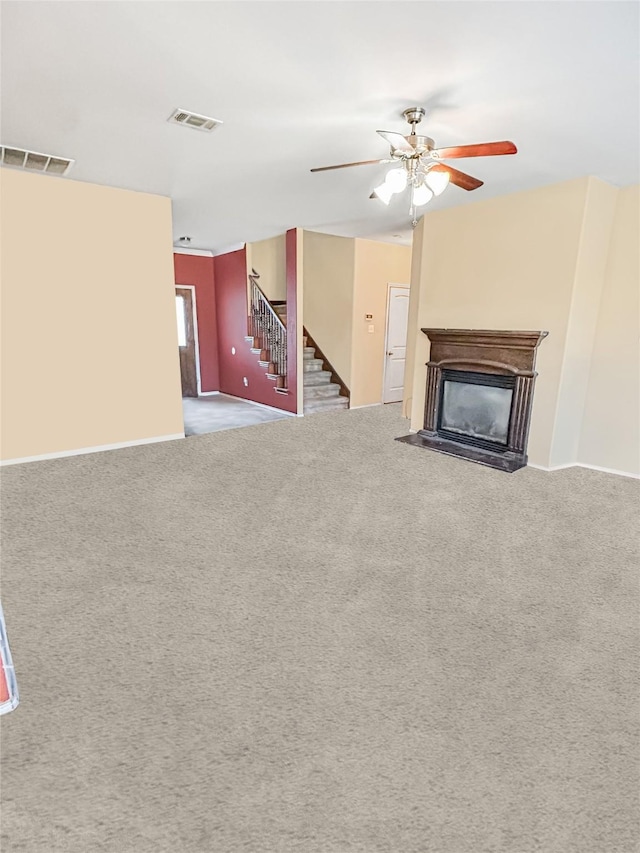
{"left": 273, "top": 303, "right": 349, "bottom": 415}
{"left": 246, "top": 272, "right": 288, "bottom": 393}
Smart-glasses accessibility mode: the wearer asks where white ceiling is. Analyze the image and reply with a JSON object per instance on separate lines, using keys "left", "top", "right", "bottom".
{"left": 1, "top": 1, "right": 638, "bottom": 253}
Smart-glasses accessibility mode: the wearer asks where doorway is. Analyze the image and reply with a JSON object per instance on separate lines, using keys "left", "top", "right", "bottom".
{"left": 174, "top": 284, "right": 291, "bottom": 437}
{"left": 175, "top": 286, "right": 199, "bottom": 397}
{"left": 382, "top": 284, "right": 410, "bottom": 404}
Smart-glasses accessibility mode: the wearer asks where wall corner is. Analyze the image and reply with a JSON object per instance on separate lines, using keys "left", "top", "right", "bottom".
{"left": 548, "top": 178, "right": 619, "bottom": 467}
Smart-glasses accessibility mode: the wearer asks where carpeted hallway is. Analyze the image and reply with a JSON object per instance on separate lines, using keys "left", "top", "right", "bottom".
{"left": 1, "top": 404, "right": 638, "bottom": 853}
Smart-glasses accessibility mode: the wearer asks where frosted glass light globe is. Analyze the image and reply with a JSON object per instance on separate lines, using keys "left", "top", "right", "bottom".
{"left": 425, "top": 168, "right": 450, "bottom": 196}
{"left": 412, "top": 183, "right": 433, "bottom": 207}
{"left": 384, "top": 168, "right": 407, "bottom": 192}
{"left": 372, "top": 182, "right": 395, "bottom": 205}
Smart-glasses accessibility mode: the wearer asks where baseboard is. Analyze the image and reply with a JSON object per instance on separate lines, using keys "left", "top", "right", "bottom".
{"left": 0, "top": 433, "right": 185, "bottom": 467}
{"left": 527, "top": 462, "right": 575, "bottom": 472}
{"left": 220, "top": 393, "right": 296, "bottom": 417}
{"left": 528, "top": 461, "right": 639, "bottom": 480}
{"left": 350, "top": 402, "right": 382, "bottom": 410}
{"left": 576, "top": 462, "right": 639, "bottom": 480}
{"left": 198, "top": 391, "right": 220, "bottom": 396}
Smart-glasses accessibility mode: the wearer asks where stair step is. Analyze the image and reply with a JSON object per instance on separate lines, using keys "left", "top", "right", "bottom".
{"left": 304, "top": 396, "right": 349, "bottom": 414}
{"left": 304, "top": 382, "right": 341, "bottom": 400}
{"left": 303, "top": 370, "right": 332, "bottom": 386}
{"left": 303, "top": 347, "right": 316, "bottom": 358}
{"left": 303, "top": 358, "right": 324, "bottom": 372}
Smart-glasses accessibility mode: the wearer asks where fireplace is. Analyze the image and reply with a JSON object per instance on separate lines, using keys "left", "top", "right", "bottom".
{"left": 397, "top": 329, "right": 548, "bottom": 472}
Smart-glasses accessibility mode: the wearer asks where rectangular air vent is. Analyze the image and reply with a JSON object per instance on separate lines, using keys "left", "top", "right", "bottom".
{"left": 1, "top": 146, "right": 74, "bottom": 176}
{"left": 168, "top": 108, "right": 222, "bottom": 133}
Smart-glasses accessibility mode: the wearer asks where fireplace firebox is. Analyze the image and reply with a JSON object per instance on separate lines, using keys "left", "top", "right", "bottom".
{"left": 397, "top": 329, "right": 548, "bottom": 472}
{"left": 438, "top": 369, "right": 515, "bottom": 450}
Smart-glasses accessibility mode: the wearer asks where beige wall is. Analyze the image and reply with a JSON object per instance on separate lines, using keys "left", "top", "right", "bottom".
{"left": 405, "top": 176, "right": 639, "bottom": 475}
{"left": 550, "top": 178, "right": 618, "bottom": 466}
{"left": 302, "top": 230, "right": 355, "bottom": 385}
{"left": 579, "top": 186, "right": 640, "bottom": 475}
{"left": 407, "top": 177, "right": 591, "bottom": 467}
{"left": 249, "top": 233, "right": 286, "bottom": 301}
{"left": 0, "top": 169, "right": 183, "bottom": 462}
{"left": 403, "top": 220, "right": 425, "bottom": 420}
{"left": 351, "top": 239, "right": 411, "bottom": 408}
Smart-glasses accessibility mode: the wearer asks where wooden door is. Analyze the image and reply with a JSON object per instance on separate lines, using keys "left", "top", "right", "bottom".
{"left": 383, "top": 285, "right": 410, "bottom": 403}
{"left": 176, "top": 287, "right": 198, "bottom": 397}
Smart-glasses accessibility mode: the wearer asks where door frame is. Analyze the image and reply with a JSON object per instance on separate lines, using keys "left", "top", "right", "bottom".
{"left": 382, "top": 282, "right": 410, "bottom": 404}
{"left": 175, "top": 284, "right": 202, "bottom": 397}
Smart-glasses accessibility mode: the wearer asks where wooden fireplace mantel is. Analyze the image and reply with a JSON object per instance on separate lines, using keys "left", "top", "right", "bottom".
{"left": 421, "top": 328, "right": 548, "bottom": 376}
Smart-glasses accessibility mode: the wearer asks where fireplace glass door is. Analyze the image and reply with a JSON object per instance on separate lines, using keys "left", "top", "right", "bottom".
{"left": 438, "top": 370, "right": 515, "bottom": 451}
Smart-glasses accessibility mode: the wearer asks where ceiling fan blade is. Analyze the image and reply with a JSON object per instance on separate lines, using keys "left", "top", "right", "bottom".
{"left": 431, "top": 163, "right": 483, "bottom": 191}
{"left": 310, "top": 158, "right": 387, "bottom": 173}
{"left": 432, "top": 141, "right": 517, "bottom": 159}
{"left": 376, "top": 130, "right": 414, "bottom": 154}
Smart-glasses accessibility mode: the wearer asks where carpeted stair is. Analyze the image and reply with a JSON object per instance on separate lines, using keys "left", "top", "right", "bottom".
{"left": 273, "top": 303, "right": 349, "bottom": 415}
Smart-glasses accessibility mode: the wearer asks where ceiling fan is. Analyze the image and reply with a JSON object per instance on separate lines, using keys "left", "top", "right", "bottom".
{"left": 310, "top": 107, "right": 517, "bottom": 225}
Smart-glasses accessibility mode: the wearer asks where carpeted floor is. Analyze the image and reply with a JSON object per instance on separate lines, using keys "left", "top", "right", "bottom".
{"left": 1, "top": 404, "right": 638, "bottom": 853}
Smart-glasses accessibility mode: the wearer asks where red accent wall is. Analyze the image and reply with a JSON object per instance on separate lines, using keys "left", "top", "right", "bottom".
{"left": 214, "top": 248, "right": 295, "bottom": 413}
{"left": 286, "top": 229, "right": 300, "bottom": 415}
{"left": 173, "top": 254, "right": 219, "bottom": 392}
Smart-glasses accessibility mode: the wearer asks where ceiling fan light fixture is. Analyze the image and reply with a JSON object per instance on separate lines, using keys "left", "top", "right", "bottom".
{"left": 384, "top": 167, "right": 407, "bottom": 192}
{"left": 425, "top": 167, "right": 450, "bottom": 196}
{"left": 372, "top": 182, "right": 395, "bottom": 205}
{"left": 311, "top": 107, "right": 514, "bottom": 224}
{"left": 412, "top": 182, "right": 433, "bottom": 207}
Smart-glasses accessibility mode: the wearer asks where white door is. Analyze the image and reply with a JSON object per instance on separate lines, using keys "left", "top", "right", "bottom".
{"left": 383, "top": 285, "right": 410, "bottom": 403}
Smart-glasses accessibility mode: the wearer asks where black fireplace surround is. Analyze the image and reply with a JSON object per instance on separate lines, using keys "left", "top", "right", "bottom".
{"left": 397, "top": 328, "right": 548, "bottom": 473}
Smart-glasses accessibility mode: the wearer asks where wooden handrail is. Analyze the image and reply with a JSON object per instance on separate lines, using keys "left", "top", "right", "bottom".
{"left": 247, "top": 269, "right": 287, "bottom": 382}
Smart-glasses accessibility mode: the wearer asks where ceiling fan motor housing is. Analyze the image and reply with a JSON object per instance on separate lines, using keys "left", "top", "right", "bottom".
{"left": 408, "top": 135, "right": 434, "bottom": 156}
{"left": 390, "top": 135, "right": 435, "bottom": 159}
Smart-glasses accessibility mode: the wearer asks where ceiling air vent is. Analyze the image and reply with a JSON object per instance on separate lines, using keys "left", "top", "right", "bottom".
{"left": 168, "top": 108, "right": 222, "bottom": 133}
{"left": 1, "top": 146, "right": 74, "bottom": 176}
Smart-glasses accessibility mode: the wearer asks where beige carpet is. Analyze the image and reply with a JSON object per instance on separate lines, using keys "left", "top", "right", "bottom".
{"left": 1, "top": 405, "right": 638, "bottom": 853}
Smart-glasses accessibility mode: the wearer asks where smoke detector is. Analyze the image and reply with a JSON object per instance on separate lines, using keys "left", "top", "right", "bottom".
{"left": 168, "top": 109, "right": 223, "bottom": 133}
{"left": 1, "top": 146, "right": 74, "bottom": 175}
{"left": 176, "top": 236, "right": 192, "bottom": 245}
